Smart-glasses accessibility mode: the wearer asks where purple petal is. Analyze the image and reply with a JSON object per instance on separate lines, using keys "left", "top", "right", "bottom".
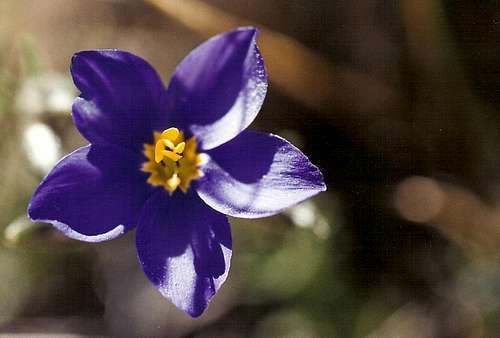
{"left": 166, "top": 27, "right": 268, "bottom": 150}
{"left": 28, "top": 145, "right": 152, "bottom": 242}
{"left": 71, "top": 50, "right": 168, "bottom": 150}
{"left": 196, "top": 131, "right": 326, "bottom": 218}
{"left": 136, "top": 190, "right": 232, "bottom": 317}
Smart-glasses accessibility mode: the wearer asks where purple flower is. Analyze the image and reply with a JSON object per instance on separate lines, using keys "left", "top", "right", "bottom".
{"left": 28, "top": 27, "right": 326, "bottom": 317}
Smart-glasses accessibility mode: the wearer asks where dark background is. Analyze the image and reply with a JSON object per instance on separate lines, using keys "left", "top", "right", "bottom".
{"left": 1, "top": 0, "right": 500, "bottom": 337}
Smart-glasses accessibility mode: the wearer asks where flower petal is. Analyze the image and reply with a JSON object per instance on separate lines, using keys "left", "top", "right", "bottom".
{"left": 166, "top": 27, "right": 268, "bottom": 150}
{"left": 28, "top": 144, "right": 152, "bottom": 242}
{"left": 196, "top": 131, "right": 326, "bottom": 218}
{"left": 71, "top": 50, "right": 168, "bottom": 150}
{"left": 136, "top": 190, "right": 232, "bottom": 317}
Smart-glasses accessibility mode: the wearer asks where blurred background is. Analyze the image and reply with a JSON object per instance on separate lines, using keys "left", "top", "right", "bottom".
{"left": 1, "top": 0, "right": 500, "bottom": 337}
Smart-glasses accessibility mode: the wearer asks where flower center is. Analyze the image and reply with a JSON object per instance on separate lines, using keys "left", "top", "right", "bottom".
{"left": 142, "top": 127, "right": 204, "bottom": 193}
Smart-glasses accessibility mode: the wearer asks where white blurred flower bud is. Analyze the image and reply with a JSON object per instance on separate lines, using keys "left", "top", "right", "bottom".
{"left": 23, "top": 122, "right": 62, "bottom": 174}
{"left": 15, "top": 72, "right": 75, "bottom": 116}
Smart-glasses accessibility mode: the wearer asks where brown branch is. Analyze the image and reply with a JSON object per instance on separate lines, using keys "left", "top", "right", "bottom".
{"left": 143, "top": 0, "right": 398, "bottom": 116}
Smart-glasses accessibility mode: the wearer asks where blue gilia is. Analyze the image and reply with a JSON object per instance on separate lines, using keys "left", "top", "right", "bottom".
{"left": 28, "top": 27, "right": 326, "bottom": 317}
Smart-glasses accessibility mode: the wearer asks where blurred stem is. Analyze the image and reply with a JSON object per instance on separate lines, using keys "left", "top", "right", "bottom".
{"left": 402, "top": 0, "right": 466, "bottom": 87}
{"left": 432, "top": 181, "right": 500, "bottom": 258}
{"left": 3, "top": 216, "right": 44, "bottom": 247}
{"left": 395, "top": 176, "right": 500, "bottom": 257}
{"left": 143, "top": 0, "right": 398, "bottom": 116}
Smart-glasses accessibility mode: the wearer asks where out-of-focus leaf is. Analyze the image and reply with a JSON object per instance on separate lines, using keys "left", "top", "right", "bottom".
{"left": 0, "top": 250, "right": 36, "bottom": 326}
{"left": 246, "top": 228, "right": 327, "bottom": 303}
{"left": 253, "top": 307, "right": 336, "bottom": 338}
{"left": 20, "top": 35, "right": 42, "bottom": 77}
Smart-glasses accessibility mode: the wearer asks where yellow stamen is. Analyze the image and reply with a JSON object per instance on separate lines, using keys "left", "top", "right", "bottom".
{"left": 160, "top": 127, "right": 180, "bottom": 141}
{"left": 154, "top": 128, "right": 186, "bottom": 163}
{"left": 142, "top": 127, "right": 204, "bottom": 194}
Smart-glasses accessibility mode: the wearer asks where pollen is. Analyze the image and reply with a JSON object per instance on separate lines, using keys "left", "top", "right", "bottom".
{"left": 142, "top": 128, "right": 204, "bottom": 193}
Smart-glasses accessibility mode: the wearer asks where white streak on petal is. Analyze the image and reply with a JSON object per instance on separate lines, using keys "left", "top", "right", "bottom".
{"left": 36, "top": 219, "right": 125, "bottom": 243}
{"left": 159, "top": 246, "right": 196, "bottom": 312}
